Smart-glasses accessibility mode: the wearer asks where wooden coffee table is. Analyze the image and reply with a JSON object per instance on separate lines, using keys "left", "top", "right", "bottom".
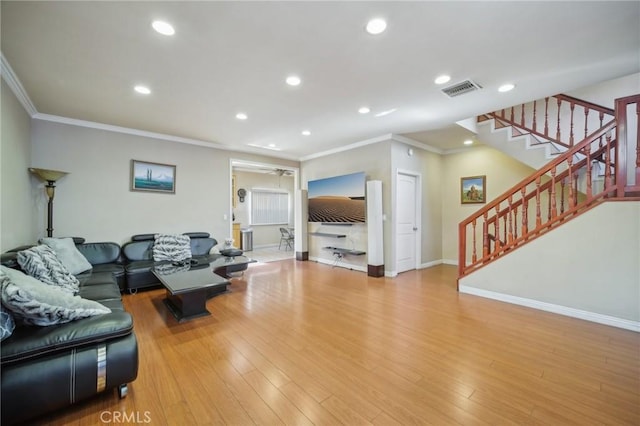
{"left": 152, "top": 256, "right": 252, "bottom": 322}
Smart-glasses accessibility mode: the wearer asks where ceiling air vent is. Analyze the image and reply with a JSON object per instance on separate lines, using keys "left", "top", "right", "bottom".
{"left": 441, "top": 79, "right": 482, "bottom": 98}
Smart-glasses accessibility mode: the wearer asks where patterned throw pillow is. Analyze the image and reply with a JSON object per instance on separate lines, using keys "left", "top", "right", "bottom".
{"left": 0, "top": 266, "right": 110, "bottom": 326}
{"left": 153, "top": 234, "right": 192, "bottom": 262}
{"left": 0, "top": 303, "right": 16, "bottom": 341}
{"left": 17, "top": 245, "right": 80, "bottom": 294}
{"left": 39, "top": 237, "right": 92, "bottom": 275}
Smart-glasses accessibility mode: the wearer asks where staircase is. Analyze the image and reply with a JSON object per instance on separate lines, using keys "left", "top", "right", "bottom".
{"left": 458, "top": 94, "right": 640, "bottom": 283}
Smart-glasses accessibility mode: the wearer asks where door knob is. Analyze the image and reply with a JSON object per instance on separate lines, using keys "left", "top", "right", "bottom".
{"left": 413, "top": 227, "right": 418, "bottom": 231}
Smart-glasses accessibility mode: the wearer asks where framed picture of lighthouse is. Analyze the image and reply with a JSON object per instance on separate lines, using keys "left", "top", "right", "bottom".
{"left": 131, "top": 160, "right": 176, "bottom": 193}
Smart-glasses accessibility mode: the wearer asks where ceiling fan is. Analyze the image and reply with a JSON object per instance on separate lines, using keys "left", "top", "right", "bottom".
{"left": 271, "top": 168, "right": 294, "bottom": 176}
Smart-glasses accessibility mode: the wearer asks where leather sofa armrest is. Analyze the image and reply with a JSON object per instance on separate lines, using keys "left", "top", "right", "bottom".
{"left": 1, "top": 312, "right": 133, "bottom": 365}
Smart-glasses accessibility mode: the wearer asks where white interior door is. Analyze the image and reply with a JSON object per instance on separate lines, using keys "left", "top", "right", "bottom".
{"left": 396, "top": 173, "right": 418, "bottom": 273}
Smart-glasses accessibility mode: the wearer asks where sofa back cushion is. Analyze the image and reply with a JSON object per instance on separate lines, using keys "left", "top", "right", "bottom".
{"left": 40, "top": 237, "right": 93, "bottom": 275}
{"left": 122, "top": 240, "right": 154, "bottom": 262}
{"left": 76, "top": 242, "right": 122, "bottom": 265}
{"left": 190, "top": 237, "right": 217, "bottom": 256}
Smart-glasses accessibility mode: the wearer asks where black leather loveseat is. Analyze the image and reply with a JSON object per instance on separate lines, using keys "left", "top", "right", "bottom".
{"left": 0, "top": 243, "right": 138, "bottom": 425}
{"left": 122, "top": 232, "right": 218, "bottom": 293}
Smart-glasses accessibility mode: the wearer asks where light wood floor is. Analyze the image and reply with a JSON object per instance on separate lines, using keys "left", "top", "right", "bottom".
{"left": 44, "top": 262, "right": 639, "bottom": 425}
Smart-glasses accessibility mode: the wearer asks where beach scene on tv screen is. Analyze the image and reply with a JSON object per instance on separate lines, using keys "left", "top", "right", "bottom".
{"left": 308, "top": 172, "right": 365, "bottom": 223}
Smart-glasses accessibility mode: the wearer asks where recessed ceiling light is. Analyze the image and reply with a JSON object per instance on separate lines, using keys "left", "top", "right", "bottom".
{"left": 464, "top": 139, "right": 474, "bottom": 145}
{"left": 286, "top": 75, "right": 301, "bottom": 86}
{"left": 358, "top": 107, "right": 370, "bottom": 114}
{"left": 236, "top": 113, "right": 248, "bottom": 120}
{"left": 498, "top": 83, "right": 516, "bottom": 92}
{"left": 434, "top": 75, "right": 451, "bottom": 85}
{"left": 268, "top": 143, "right": 276, "bottom": 148}
{"left": 152, "top": 20, "right": 175, "bottom": 36}
{"left": 366, "top": 18, "right": 387, "bottom": 35}
{"left": 301, "top": 130, "right": 311, "bottom": 136}
{"left": 134, "top": 85, "right": 151, "bottom": 95}
{"left": 375, "top": 108, "right": 397, "bottom": 117}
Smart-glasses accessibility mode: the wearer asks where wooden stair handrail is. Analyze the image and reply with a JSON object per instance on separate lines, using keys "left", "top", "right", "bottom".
{"left": 487, "top": 93, "right": 616, "bottom": 150}
{"left": 459, "top": 94, "right": 639, "bottom": 282}
{"left": 555, "top": 93, "right": 615, "bottom": 116}
{"left": 460, "top": 121, "right": 615, "bottom": 229}
{"left": 485, "top": 141, "right": 615, "bottom": 224}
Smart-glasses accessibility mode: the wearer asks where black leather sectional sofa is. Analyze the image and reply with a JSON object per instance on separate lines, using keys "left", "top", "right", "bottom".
{"left": 0, "top": 242, "right": 139, "bottom": 425}
{"left": 0, "top": 232, "right": 242, "bottom": 423}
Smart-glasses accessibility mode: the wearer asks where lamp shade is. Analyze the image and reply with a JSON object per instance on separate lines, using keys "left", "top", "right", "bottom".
{"left": 29, "top": 168, "right": 69, "bottom": 182}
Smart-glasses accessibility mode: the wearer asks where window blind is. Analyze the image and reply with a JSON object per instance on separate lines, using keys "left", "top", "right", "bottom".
{"left": 251, "top": 189, "right": 289, "bottom": 225}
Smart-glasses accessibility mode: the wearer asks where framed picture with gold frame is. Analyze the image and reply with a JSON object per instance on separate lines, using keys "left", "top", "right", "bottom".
{"left": 461, "top": 175, "right": 486, "bottom": 204}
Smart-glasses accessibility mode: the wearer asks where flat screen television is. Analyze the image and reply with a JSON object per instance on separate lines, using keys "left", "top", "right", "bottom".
{"left": 307, "top": 172, "right": 365, "bottom": 223}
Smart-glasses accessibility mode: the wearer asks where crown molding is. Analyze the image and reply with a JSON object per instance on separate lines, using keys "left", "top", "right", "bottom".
{"left": 299, "top": 133, "right": 443, "bottom": 162}
{"left": 1, "top": 52, "right": 37, "bottom": 116}
{"left": 300, "top": 133, "right": 394, "bottom": 161}
{"left": 390, "top": 134, "right": 443, "bottom": 155}
{"left": 32, "top": 113, "right": 300, "bottom": 160}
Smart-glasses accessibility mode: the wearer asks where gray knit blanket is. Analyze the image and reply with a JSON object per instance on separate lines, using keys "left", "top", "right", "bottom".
{"left": 153, "top": 234, "right": 192, "bottom": 262}
{"left": 17, "top": 245, "right": 79, "bottom": 294}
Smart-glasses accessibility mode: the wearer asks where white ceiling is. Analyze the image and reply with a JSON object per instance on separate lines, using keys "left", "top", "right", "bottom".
{"left": 2, "top": 1, "right": 638, "bottom": 160}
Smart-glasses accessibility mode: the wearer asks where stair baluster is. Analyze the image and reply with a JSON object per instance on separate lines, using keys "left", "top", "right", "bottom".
{"left": 482, "top": 212, "right": 489, "bottom": 257}
{"left": 472, "top": 219, "right": 477, "bottom": 263}
{"left": 550, "top": 168, "right": 557, "bottom": 218}
{"left": 556, "top": 98, "right": 562, "bottom": 141}
{"left": 494, "top": 207, "right": 501, "bottom": 251}
{"left": 535, "top": 176, "right": 542, "bottom": 228}
{"left": 508, "top": 196, "right": 514, "bottom": 244}
{"left": 585, "top": 144, "right": 593, "bottom": 198}
{"left": 569, "top": 101, "right": 575, "bottom": 146}
{"left": 544, "top": 97, "right": 550, "bottom": 137}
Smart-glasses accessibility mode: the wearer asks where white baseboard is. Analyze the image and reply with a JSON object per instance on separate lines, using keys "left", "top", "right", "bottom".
{"left": 442, "top": 259, "right": 458, "bottom": 266}
{"left": 459, "top": 285, "right": 640, "bottom": 332}
{"left": 419, "top": 259, "right": 443, "bottom": 269}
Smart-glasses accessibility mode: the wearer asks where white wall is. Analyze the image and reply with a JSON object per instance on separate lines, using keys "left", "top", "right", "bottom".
{"left": 232, "top": 170, "right": 294, "bottom": 248}
{"left": 29, "top": 119, "right": 298, "bottom": 245}
{"left": 459, "top": 201, "right": 640, "bottom": 328}
{"left": 1, "top": 80, "right": 35, "bottom": 251}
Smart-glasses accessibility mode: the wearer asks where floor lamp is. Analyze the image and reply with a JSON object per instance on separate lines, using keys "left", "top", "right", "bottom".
{"left": 29, "top": 167, "right": 69, "bottom": 237}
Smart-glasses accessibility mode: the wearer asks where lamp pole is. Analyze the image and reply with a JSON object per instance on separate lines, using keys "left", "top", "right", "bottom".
{"left": 44, "top": 180, "right": 56, "bottom": 237}
{"left": 28, "top": 168, "right": 69, "bottom": 238}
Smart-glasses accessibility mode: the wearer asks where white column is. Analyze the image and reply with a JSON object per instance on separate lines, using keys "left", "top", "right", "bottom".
{"left": 294, "top": 189, "right": 308, "bottom": 260}
{"left": 366, "top": 180, "right": 384, "bottom": 276}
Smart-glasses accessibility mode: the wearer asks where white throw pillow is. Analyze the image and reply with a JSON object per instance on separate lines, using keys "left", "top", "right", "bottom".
{"left": 0, "top": 266, "right": 110, "bottom": 326}
{"left": 153, "top": 234, "right": 192, "bottom": 262}
{"left": 40, "top": 237, "right": 92, "bottom": 275}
